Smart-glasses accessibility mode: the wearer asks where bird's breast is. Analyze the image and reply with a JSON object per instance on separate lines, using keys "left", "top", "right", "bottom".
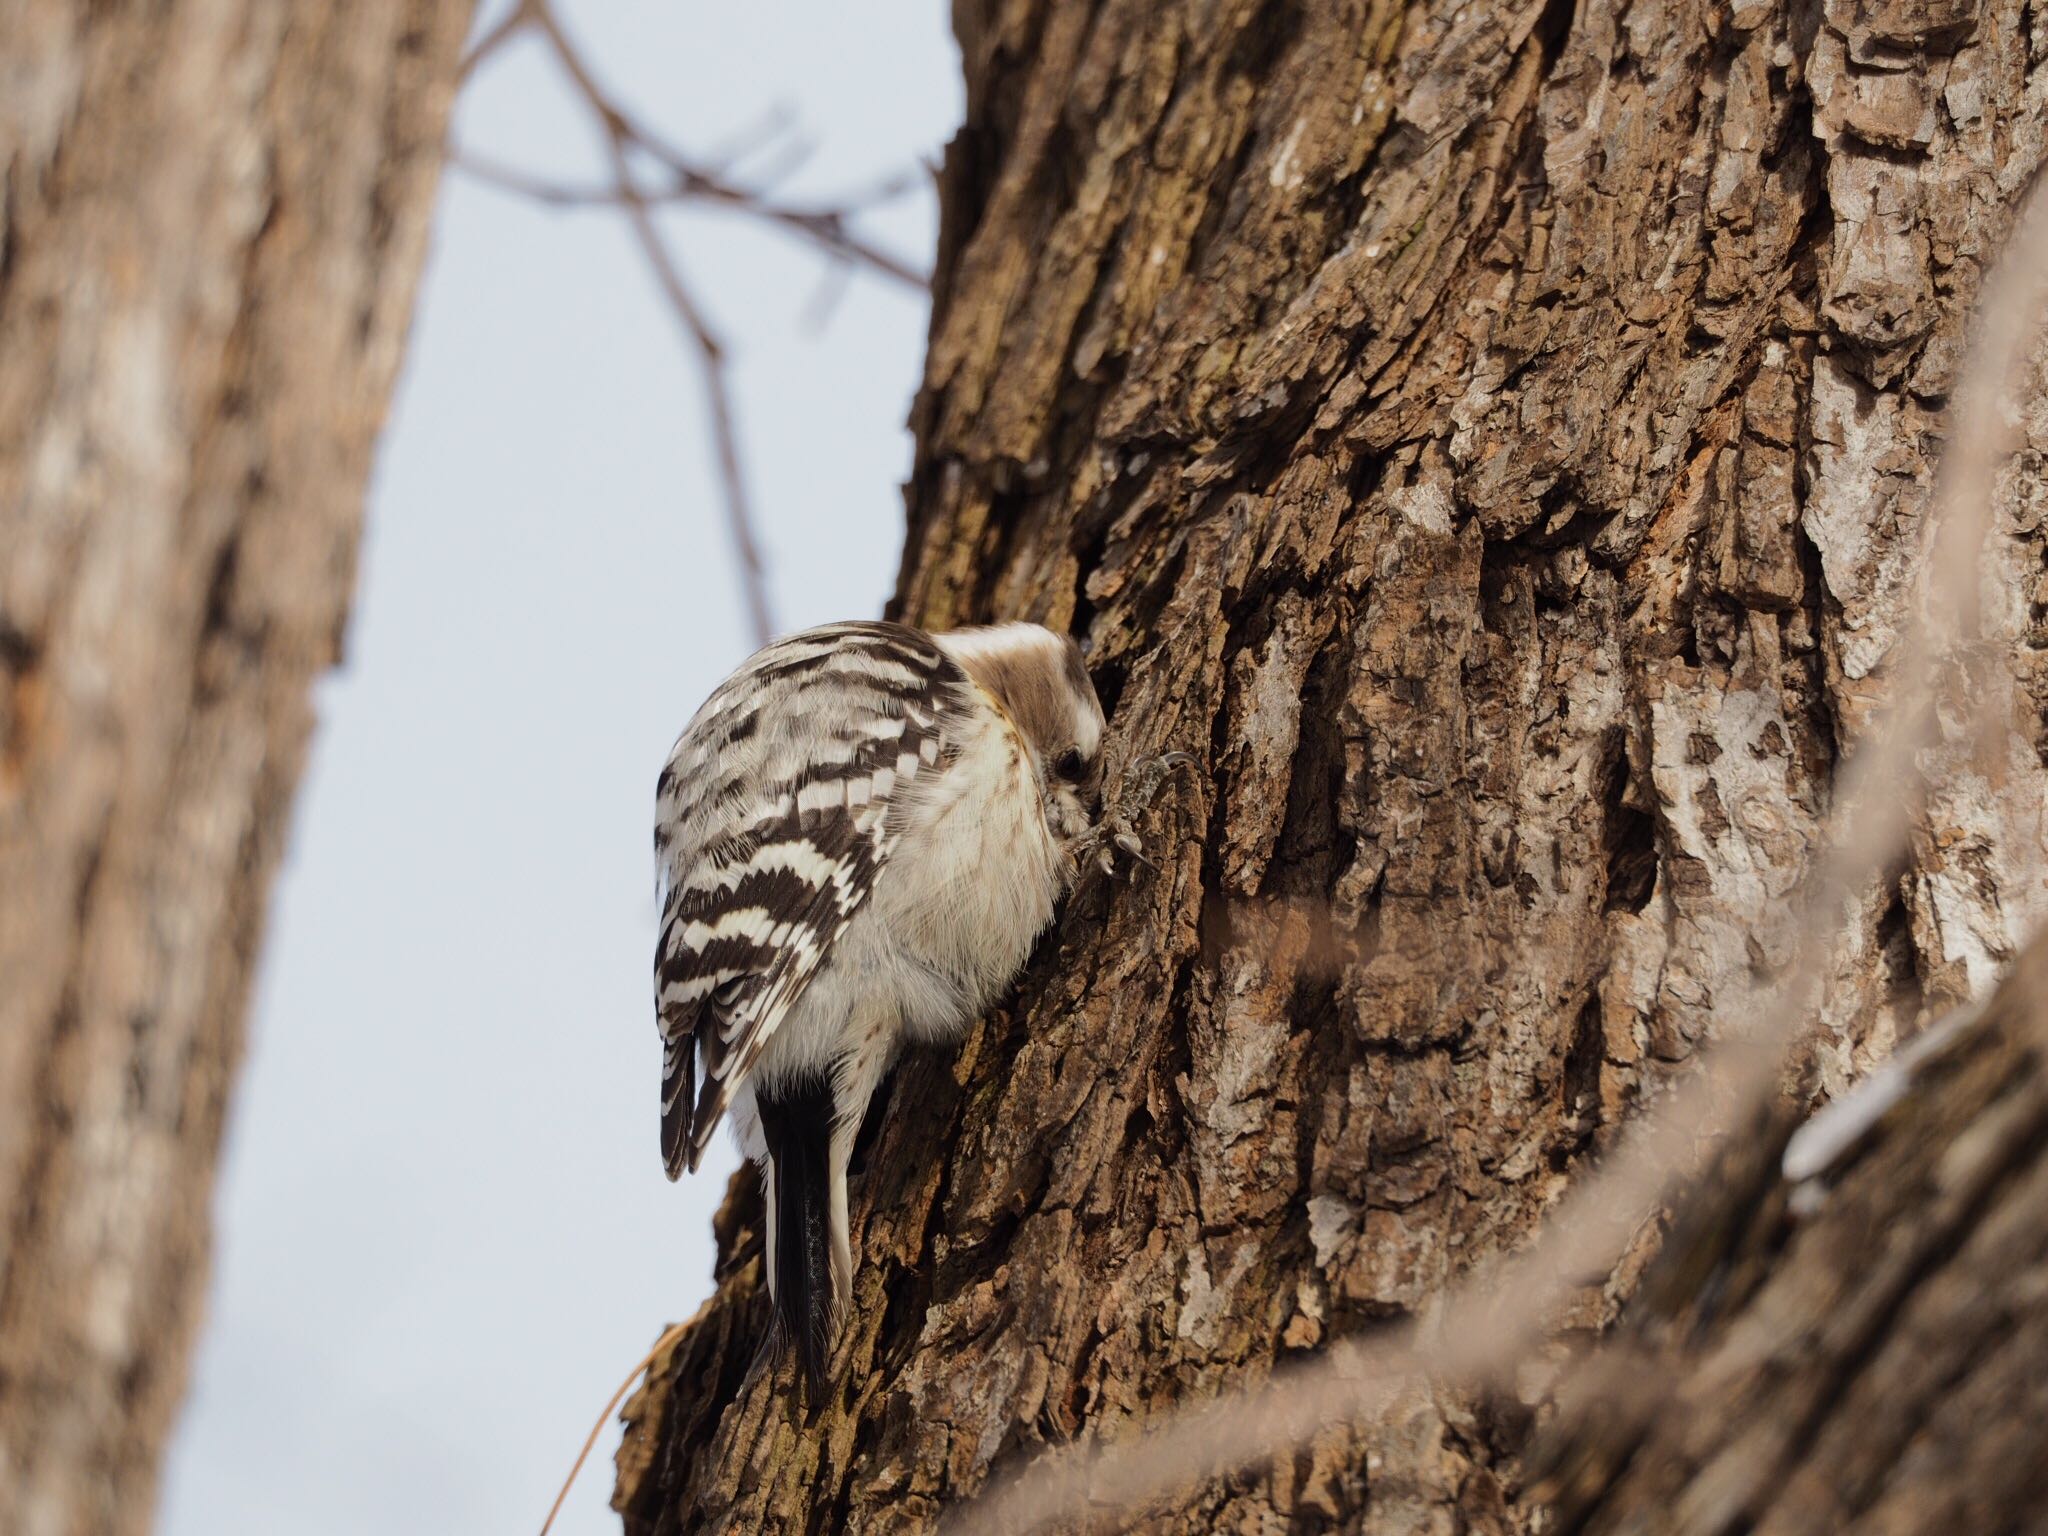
{"left": 870, "top": 707, "right": 1063, "bottom": 1038}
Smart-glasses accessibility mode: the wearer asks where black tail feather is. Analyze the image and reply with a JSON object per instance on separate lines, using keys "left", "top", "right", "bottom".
{"left": 756, "top": 1077, "right": 835, "bottom": 1393}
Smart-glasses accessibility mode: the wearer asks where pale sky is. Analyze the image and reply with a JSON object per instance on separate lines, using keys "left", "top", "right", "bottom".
{"left": 157, "top": 6, "right": 961, "bottom": 1532}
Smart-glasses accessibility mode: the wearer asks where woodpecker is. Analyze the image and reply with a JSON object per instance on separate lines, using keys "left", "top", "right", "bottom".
{"left": 654, "top": 619, "right": 1114, "bottom": 1390}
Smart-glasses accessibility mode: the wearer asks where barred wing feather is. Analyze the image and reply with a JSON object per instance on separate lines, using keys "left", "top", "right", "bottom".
{"left": 653, "top": 623, "right": 964, "bottom": 1176}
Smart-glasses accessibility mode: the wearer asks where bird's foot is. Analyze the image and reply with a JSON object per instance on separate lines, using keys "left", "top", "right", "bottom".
{"left": 1080, "top": 751, "right": 1198, "bottom": 876}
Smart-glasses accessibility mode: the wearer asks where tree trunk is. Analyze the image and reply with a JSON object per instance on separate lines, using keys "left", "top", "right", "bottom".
{"left": 617, "top": 0, "right": 2048, "bottom": 1530}
{"left": 0, "top": 8, "right": 471, "bottom": 1535}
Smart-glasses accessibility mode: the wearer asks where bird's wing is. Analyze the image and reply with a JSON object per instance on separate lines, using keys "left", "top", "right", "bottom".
{"left": 654, "top": 623, "right": 970, "bottom": 1176}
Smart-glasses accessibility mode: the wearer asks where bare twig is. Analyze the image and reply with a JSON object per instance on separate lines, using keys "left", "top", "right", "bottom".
{"left": 956, "top": 172, "right": 2048, "bottom": 1536}
{"left": 537, "top": 1319, "right": 690, "bottom": 1536}
{"left": 456, "top": 0, "right": 936, "bottom": 649}
{"left": 450, "top": 151, "right": 693, "bottom": 211}
{"left": 457, "top": 0, "right": 537, "bottom": 84}
{"left": 469, "top": 3, "right": 927, "bottom": 291}
{"left": 601, "top": 131, "right": 777, "bottom": 647}
{"left": 453, "top": 146, "right": 926, "bottom": 286}
{"left": 698, "top": 101, "right": 803, "bottom": 178}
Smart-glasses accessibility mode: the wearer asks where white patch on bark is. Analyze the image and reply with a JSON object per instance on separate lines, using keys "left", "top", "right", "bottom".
{"left": 1784, "top": 998, "right": 1983, "bottom": 1185}
{"left": 1178, "top": 1242, "right": 1258, "bottom": 1346}
{"left": 1268, "top": 117, "right": 1307, "bottom": 189}
{"left": 1803, "top": 355, "right": 1924, "bottom": 682}
{"left": 1390, "top": 482, "right": 1455, "bottom": 536}
{"left": 1307, "top": 1194, "right": 1359, "bottom": 1271}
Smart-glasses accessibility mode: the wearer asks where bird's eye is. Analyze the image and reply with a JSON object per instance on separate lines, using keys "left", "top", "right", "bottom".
{"left": 1054, "top": 748, "right": 1085, "bottom": 781}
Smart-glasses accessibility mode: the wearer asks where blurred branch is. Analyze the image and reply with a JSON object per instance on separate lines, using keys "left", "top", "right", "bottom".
{"left": 451, "top": 151, "right": 693, "bottom": 209}
{"left": 456, "top": 0, "right": 532, "bottom": 83}
{"left": 455, "top": 0, "right": 934, "bottom": 647}
{"left": 602, "top": 132, "right": 776, "bottom": 649}
{"left": 451, "top": 149, "right": 926, "bottom": 284}
{"left": 468, "top": 3, "right": 928, "bottom": 290}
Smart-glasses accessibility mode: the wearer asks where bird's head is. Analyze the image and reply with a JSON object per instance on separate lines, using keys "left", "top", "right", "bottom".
{"left": 933, "top": 622, "right": 1104, "bottom": 844}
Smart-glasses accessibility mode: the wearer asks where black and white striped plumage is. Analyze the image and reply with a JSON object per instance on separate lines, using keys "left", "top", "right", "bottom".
{"left": 654, "top": 620, "right": 1104, "bottom": 1387}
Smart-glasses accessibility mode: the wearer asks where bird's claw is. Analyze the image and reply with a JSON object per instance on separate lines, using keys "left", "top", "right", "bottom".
{"left": 1082, "top": 750, "right": 1197, "bottom": 878}
{"left": 1091, "top": 819, "right": 1152, "bottom": 875}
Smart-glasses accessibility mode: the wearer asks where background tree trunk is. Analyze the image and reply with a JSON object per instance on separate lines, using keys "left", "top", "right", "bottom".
{"left": 618, "top": 0, "right": 2048, "bottom": 1529}
{"left": 0, "top": 8, "right": 471, "bottom": 1534}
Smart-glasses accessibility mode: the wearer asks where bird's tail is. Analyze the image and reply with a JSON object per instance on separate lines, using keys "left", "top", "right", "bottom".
{"left": 756, "top": 1076, "right": 837, "bottom": 1393}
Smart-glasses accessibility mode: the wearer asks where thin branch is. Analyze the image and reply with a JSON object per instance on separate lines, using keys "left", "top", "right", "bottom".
{"left": 538, "top": 1320, "right": 690, "bottom": 1536}
{"left": 800, "top": 258, "right": 856, "bottom": 335}
{"left": 516, "top": 1, "right": 927, "bottom": 290}
{"left": 457, "top": 0, "right": 537, "bottom": 84}
{"left": 698, "top": 101, "right": 803, "bottom": 178}
{"left": 452, "top": 147, "right": 926, "bottom": 290}
{"left": 453, "top": 151, "right": 702, "bottom": 211}
{"left": 456, "top": 0, "right": 942, "bottom": 651}
{"left": 598, "top": 130, "right": 776, "bottom": 647}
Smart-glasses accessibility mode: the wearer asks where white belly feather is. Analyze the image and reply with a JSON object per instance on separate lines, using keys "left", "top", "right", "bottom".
{"left": 732, "top": 697, "right": 1064, "bottom": 1159}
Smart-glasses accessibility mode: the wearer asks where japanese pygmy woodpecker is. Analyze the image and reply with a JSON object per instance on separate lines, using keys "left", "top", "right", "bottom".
{"left": 653, "top": 620, "right": 1109, "bottom": 1388}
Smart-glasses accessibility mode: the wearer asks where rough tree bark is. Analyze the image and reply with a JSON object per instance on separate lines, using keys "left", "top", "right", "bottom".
{"left": 618, "top": 0, "right": 2047, "bottom": 1530}
{"left": 1528, "top": 930, "right": 2048, "bottom": 1535}
{"left": 0, "top": 8, "right": 472, "bottom": 1535}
